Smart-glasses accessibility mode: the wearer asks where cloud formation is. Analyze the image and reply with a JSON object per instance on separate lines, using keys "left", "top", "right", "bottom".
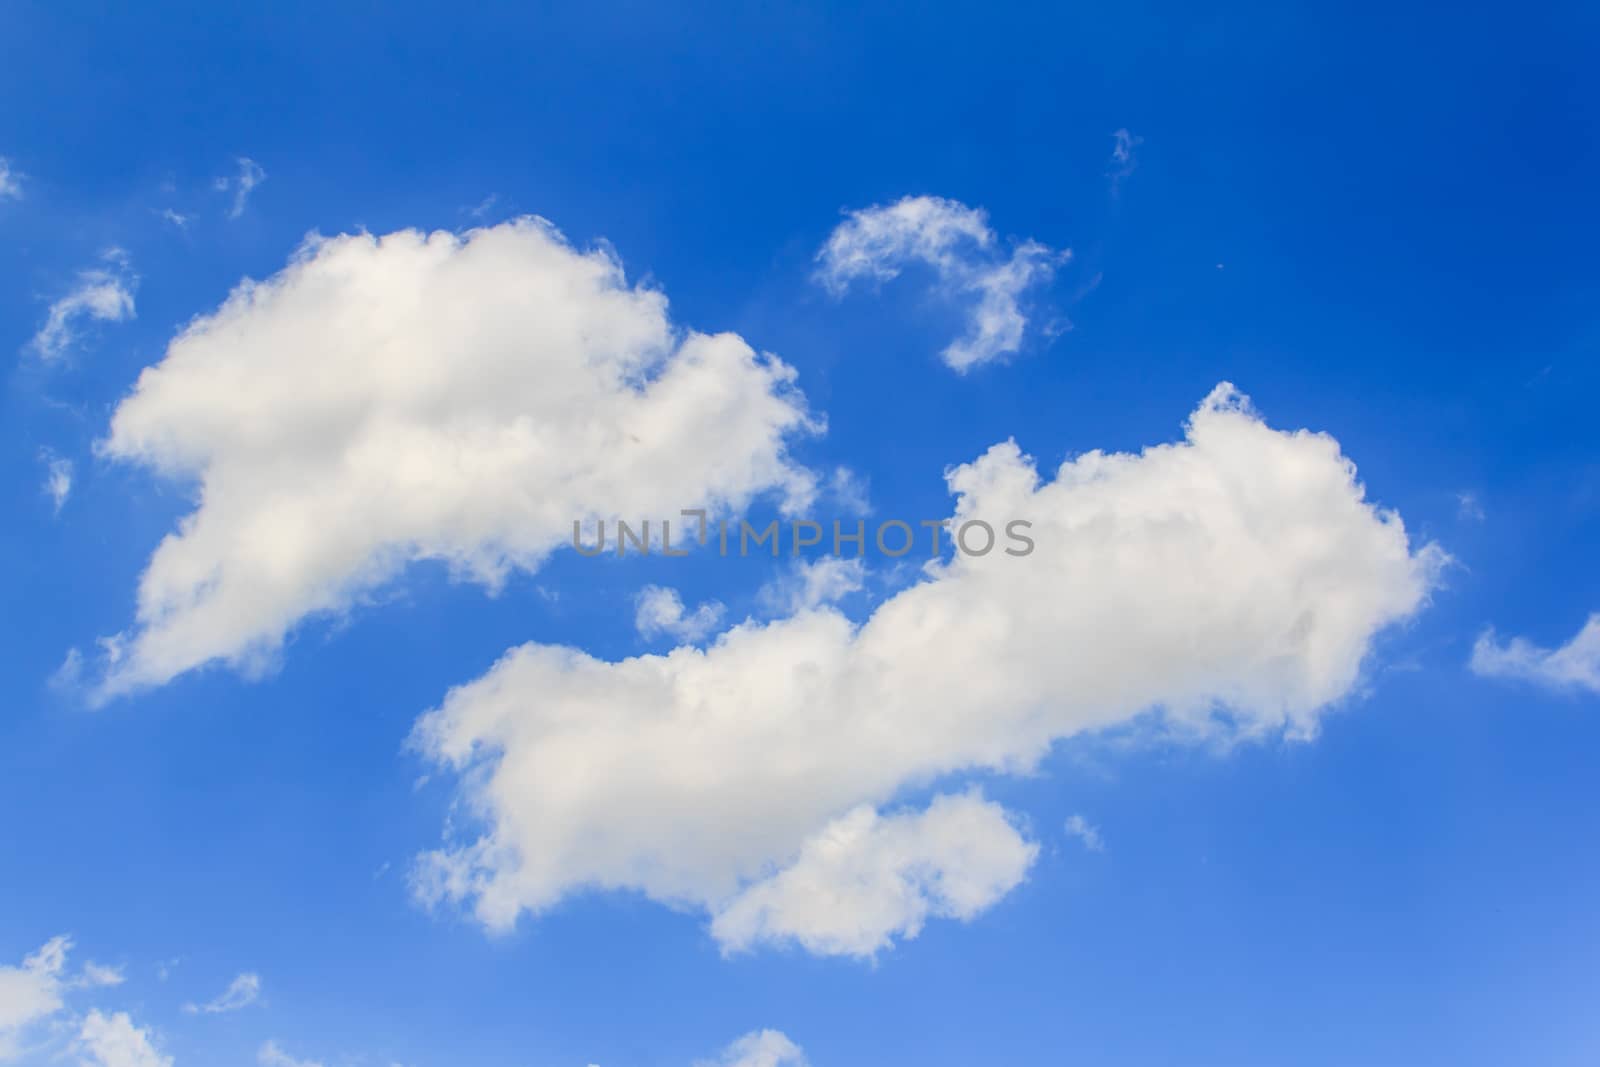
{"left": 215, "top": 157, "right": 266, "bottom": 219}
{"left": 40, "top": 450, "right": 72, "bottom": 513}
{"left": 696, "top": 1030, "right": 808, "bottom": 1067}
{"left": 92, "top": 219, "right": 817, "bottom": 698}
{"left": 182, "top": 971, "right": 260, "bottom": 1014}
{"left": 1470, "top": 614, "right": 1600, "bottom": 693}
{"left": 411, "top": 385, "right": 1438, "bottom": 956}
{"left": 815, "top": 195, "right": 1064, "bottom": 371}
{"left": 1064, "top": 813, "right": 1104, "bottom": 852}
{"left": 636, "top": 586, "right": 727, "bottom": 643}
{"left": 29, "top": 250, "right": 137, "bottom": 361}
{"left": 0, "top": 157, "right": 21, "bottom": 200}
{"left": 77, "top": 1011, "right": 172, "bottom": 1067}
{"left": 711, "top": 791, "right": 1036, "bottom": 957}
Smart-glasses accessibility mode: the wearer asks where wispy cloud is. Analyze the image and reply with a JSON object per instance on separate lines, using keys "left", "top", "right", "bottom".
{"left": 0, "top": 156, "right": 22, "bottom": 199}
{"left": 1064, "top": 813, "right": 1105, "bottom": 852}
{"left": 1108, "top": 128, "right": 1143, "bottom": 192}
{"left": 183, "top": 971, "right": 262, "bottom": 1014}
{"left": 29, "top": 249, "right": 137, "bottom": 361}
{"left": 1471, "top": 614, "right": 1600, "bottom": 694}
{"left": 215, "top": 156, "right": 266, "bottom": 219}
{"left": 40, "top": 449, "right": 73, "bottom": 513}
{"left": 815, "top": 195, "right": 1067, "bottom": 371}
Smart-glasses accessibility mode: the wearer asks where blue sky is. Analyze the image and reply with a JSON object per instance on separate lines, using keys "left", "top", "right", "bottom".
{"left": 3, "top": 2, "right": 1600, "bottom": 1066}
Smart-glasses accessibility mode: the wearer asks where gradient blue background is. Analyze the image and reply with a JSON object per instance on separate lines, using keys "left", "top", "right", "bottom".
{"left": 2, "top": 2, "right": 1598, "bottom": 1064}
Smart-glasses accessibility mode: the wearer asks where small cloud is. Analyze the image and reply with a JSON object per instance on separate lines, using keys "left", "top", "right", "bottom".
{"left": 465, "top": 194, "right": 499, "bottom": 220}
{"left": 259, "top": 1040, "right": 323, "bottom": 1067}
{"left": 815, "top": 194, "right": 1067, "bottom": 371}
{"left": 635, "top": 586, "right": 725, "bottom": 643}
{"left": 1456, "top": 491, "right": 1485, "bottom": 522}
{"left": 826, "top": 466, "right": 871, "bottom": 515}
{"left": 695, "top": 1030, "right": 808, "bottom": 1067}
{"left": 758, "top": 557, "right": 865, "bottom": 615}
{"left": 77, "top": 961, "right": 125, "bottom": 988}
{"left": 0, "top": 156, "right": 22, "bottom": 199}
{"left": 155, "top": 207, "right": 192, "bottom": 229}
{"left": 1064, "top": 813, "right": 1104, "bottom": 852}
{"left": 1470, "top": 614, "right": 1600, "bottom": 694}
{"left": 1107, "top": 128, "right": 1143, "bottom": 192}
{"left": 183, "top": 971, "right": 262, "bottom": 1014}
{"left": 39, "top": 450, "right": 73, "bottom": 513}
{"left": 28, "top": 249, "right": 137, "bottom": 361}
{"left": 215, "top": 157, "right": 266, "bottom": 219}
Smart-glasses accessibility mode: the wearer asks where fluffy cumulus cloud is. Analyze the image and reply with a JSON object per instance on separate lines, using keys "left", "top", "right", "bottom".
{"left": 814, "top": 195, "right": 1064, "bottom": 371}
{"left": 29, "top": 250, "right": 137, "bottom": 361}
{"left": 0, "top": 937, "right": 68, "bottom": 1060}
{"left": 711, "top": 791, "right": 1036, "bottom": 957}
{"left": 1471, "top": 614, "right": 1600, "bottom": 693}
{"left": 635, "top": 586, "right": 727, "bottom": 643}
{"left": 182, "top": 971, "right": 260, "bottom": 1014}
{"left": 696, "top": 1030, "right": 808, "bottom": 1067}
{"left": 77, "top": 1011, "right": 172, "bottom": 1067}
{"left": 92, "top": 218, "right": 817, "bottom": 699}
{"left": 411, "top": 385, "right": 1439, "bottom": 956}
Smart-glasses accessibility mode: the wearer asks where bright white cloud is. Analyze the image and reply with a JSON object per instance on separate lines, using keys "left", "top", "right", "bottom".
{"left": 0, "top": 937, "right": 68, "bottom": 1060}
{"left": 0, "top": 158, "right": 21, "bottom": 200}
{"left": 40, "top": 450, "right": 73, "bottom": 513}
{"left": 258, "top": 1041, "right": 322, "bottom": 1067}
{"left": 29, "top": 251, "right": 137, "bottom": 361}
{"left": 636, "top": 586, "right": 727, "bottom": 643}
{"left": 1064, "top": 813, "right": 1104, "bottom": 852}
{"left": 77, "top": 1011, "right": 171, "bottom": 1067}
{"left": 215, "top": 157, "right": 266, "bottom": 219}
{"left": 696, "top": 1030, "right": 807, "bottom": 1067}
{"left": 814, "top": 195, "right": 1064, "bottom": 371}
{"left": 78, "top": 963, "right": 124, "bottom": 989}
{"left": 1470, "top": 614, "right": 1600, "bottom": 694}
{"left": 92, "top": 218, "right": 817, "bottom": 699}
{"left": 711, "top": 791, "right": 1036, "bottom": 958}
{"left": 182, "top": 971, "right": 260, "bottom": 1014}
{"left": 411, "top": 384, "right": 1439, "bottom": 955}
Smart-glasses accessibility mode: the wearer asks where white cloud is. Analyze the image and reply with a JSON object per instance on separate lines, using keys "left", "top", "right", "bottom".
{"left": 1064, "top": 813, "right": 1104, "bottom": 852}
{"left": 182, "top": 971, "right": 260, "bottom": 1014}
{"left": 814, "top": 195, "right": 1064, "bottom": 371}
{"left": 215, "top": 157, "right": 266, "bottom": 219}
{"left": 1470, "top": 614, "right": 1600, "bottom": 694}
{"left": 92, "top": 218, "right": 817, "bottom": 699}
{"left": 40, "top": 450, "right": 73, "bottom": 513}
{"left": 0, "top": 158, "right": 21, "bottom": 200}
{"left": 1108, "top": 128, "right": 1143, "bottom": 190}
{"left": 156, "top": 208, "right": 192, "bottom": 230}
{"left": 696, "top": 1030, "right": 807, "bottom": 1067}
{"left": 77, "top": 963, "right": 124, "bottom": 989}
{"left": 711, "top": 791, "right": 1036, "bottom": 958}
{"left": 1456, "top": 491, "right": 1485, "bottom": 522}
{"left": 259, "top": 1041, "right": 322, "bottom": 1067}
{"left": 29, "top": 250, "right": 137, "bottom": 361}
{"left": 77, "top": 1011, "right": 171, "bottom": 1067}
{"left": 636, "top": 586, "right": 726, "bottom": 643}
{"left": 757, "top": 557, "right": 864, "bottom": 615}
{"left": 0, "top": 937, "right": 68, "bottom": 1060}
{"left": 411, "top": 384, "right": 1439, "bottom": 955}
